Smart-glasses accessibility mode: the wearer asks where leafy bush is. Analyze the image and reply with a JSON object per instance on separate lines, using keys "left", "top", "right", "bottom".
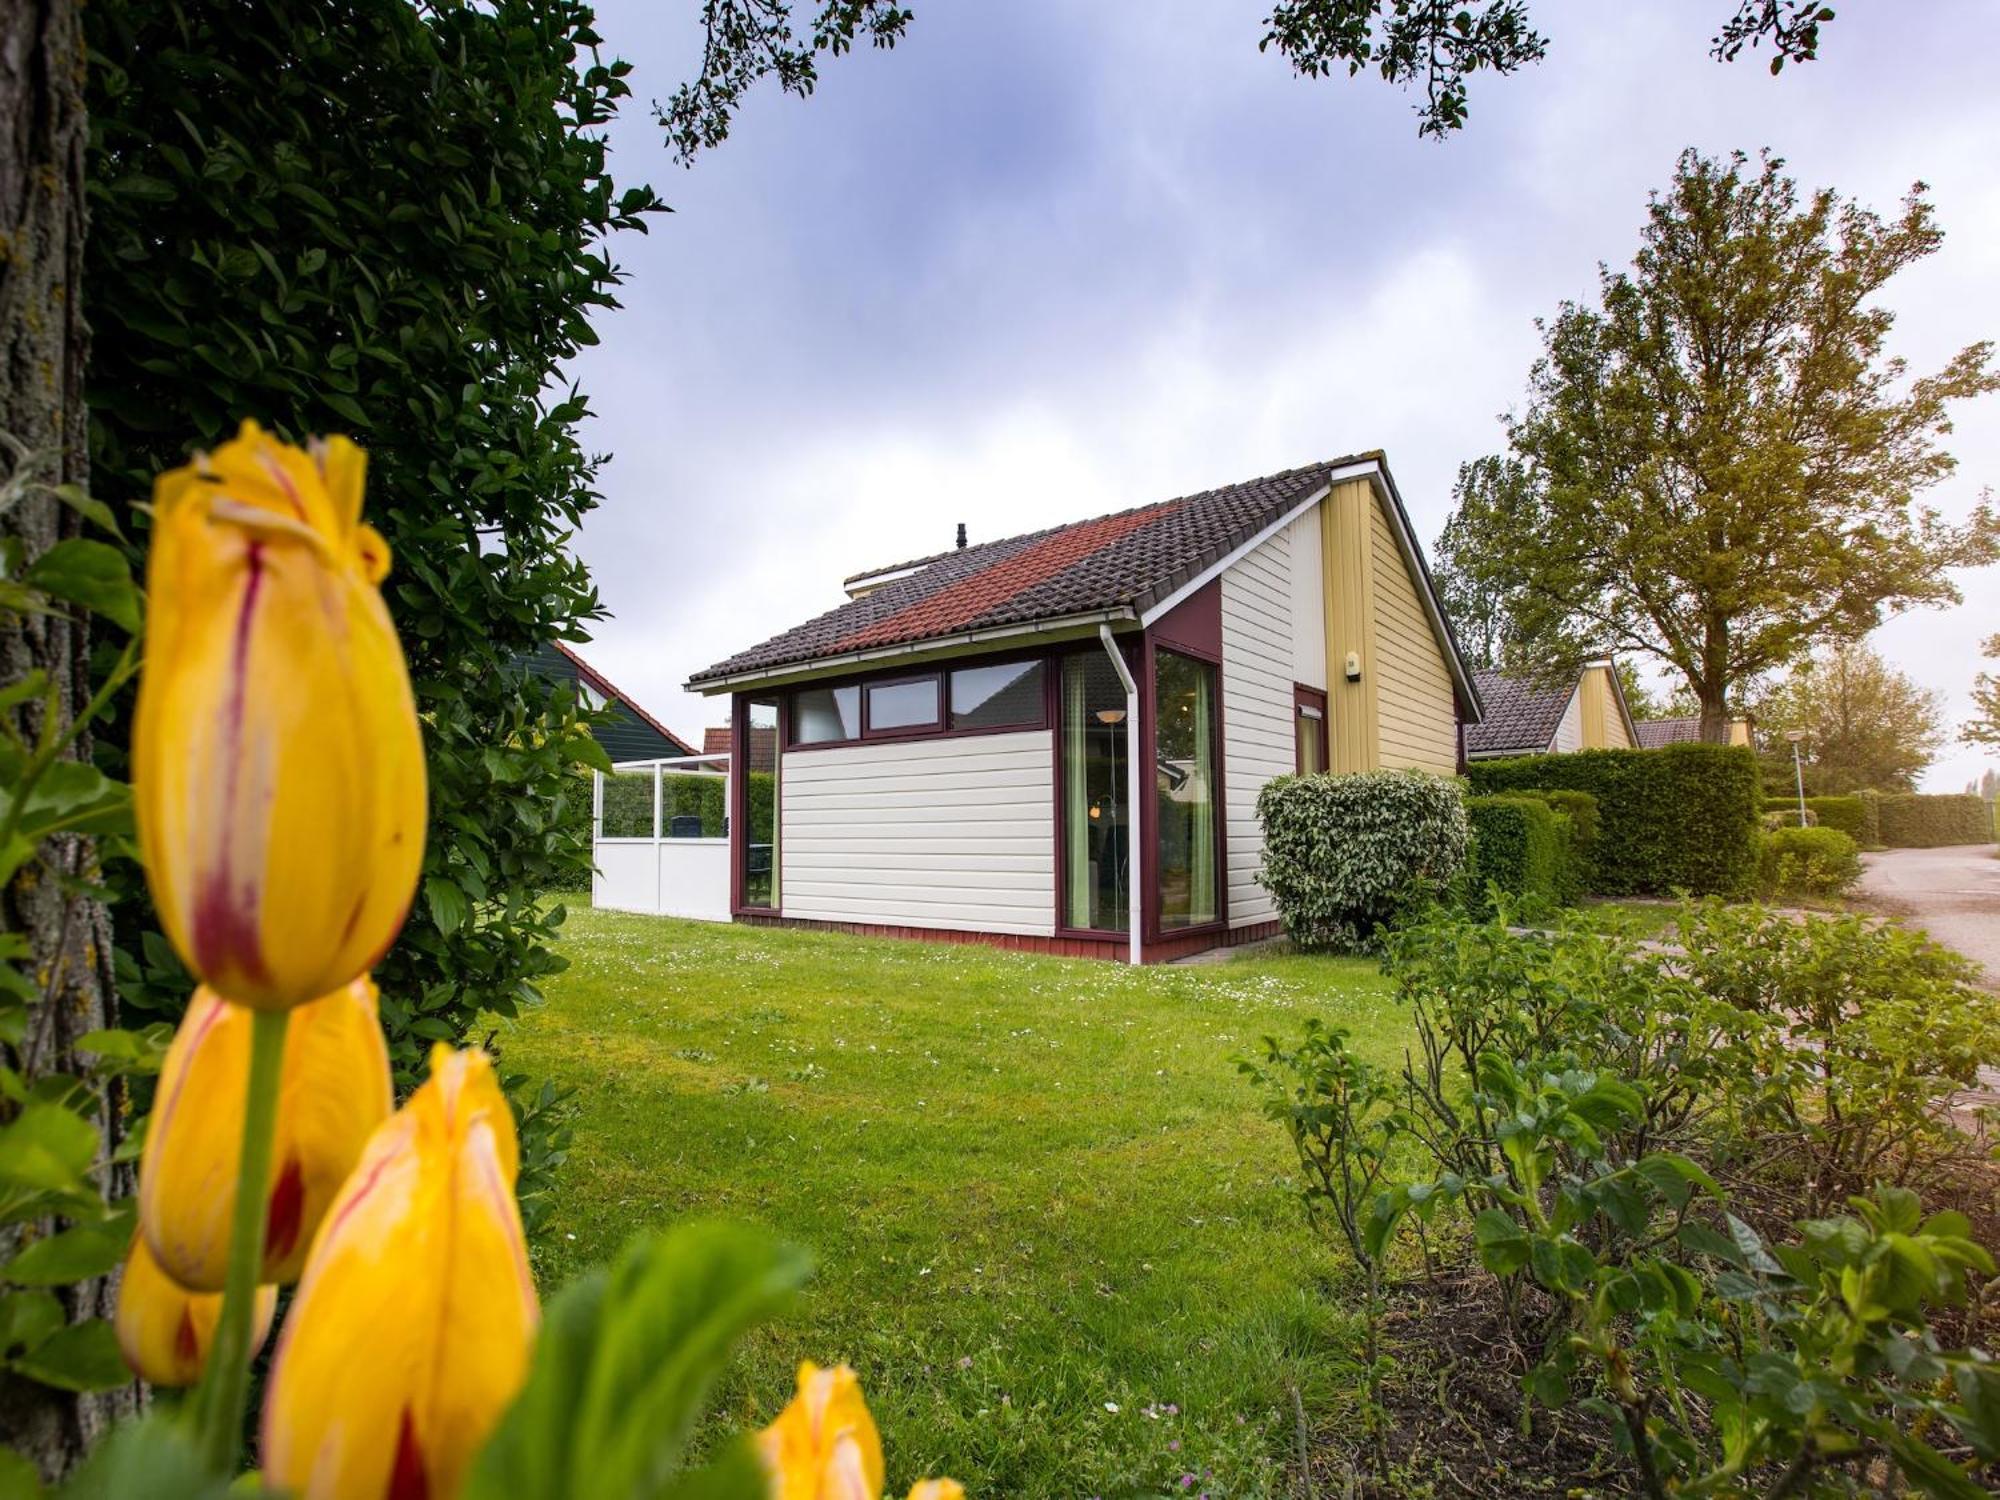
{"left": 85, "top": 0, "right": 661, "bottom": 1088}
{"left": 1248, "top": 903, "right": 2000, "bottom": 1495}
{"left": 1874, "top": 792, "right": 1992, "bottom": 848}
{"left": 1804, "top": 793, "right": 1871, "bottom": 843}
{"left": 1757, "top": 825, "right": 1861, "bottom": 898}
{"left": 1254, "top": 770, "right": 1469, "bottom": 951}
{"left": 1463, "top": 795, "right": 1574, "bottom": 912}
{"left": 1466, "top": 743, "right": 1760, "bottom": 897}
{"left": 1530, "top": 788, "right": 1598, "bottom": 872}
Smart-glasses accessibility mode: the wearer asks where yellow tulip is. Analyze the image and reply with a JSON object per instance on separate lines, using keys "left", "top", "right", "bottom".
{"left": 758, "top": 1362, "right": 887, "bottom": 1500}
{"left": 139, "top": 979, "right": 392, "bottom": 1290}
{"left": 262, "top": 1045, "right": 537, "bottom": 1500}
{"left": 907, "top": 1484, "right": 965, "bottom": 1500}
{"left": 134, "top": 418, "right": 425, "bottom": 1011}
{"left": 114, "top": 1233, "right": 275, "bottom": 1388}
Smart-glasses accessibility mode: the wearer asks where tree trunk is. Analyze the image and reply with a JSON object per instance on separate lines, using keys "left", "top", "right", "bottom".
{"left": 0, "top": 0, "right": 142, "bottom": 1477}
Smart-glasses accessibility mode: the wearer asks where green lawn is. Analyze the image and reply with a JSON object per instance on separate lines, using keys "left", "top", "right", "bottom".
{"left": 496, "top": 908, "right": 1403, "bottom": 1498}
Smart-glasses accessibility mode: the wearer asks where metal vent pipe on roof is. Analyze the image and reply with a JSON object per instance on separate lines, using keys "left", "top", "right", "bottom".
{"left": 955, "top": 523, "right": 967, "bottom": 549}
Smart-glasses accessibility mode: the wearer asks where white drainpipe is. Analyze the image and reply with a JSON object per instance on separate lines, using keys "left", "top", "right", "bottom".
{"left": 1098, "top": 623, "right": 1143, "bottom": 965}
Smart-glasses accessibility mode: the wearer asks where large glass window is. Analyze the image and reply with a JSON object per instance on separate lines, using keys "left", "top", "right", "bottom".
{"left": 866, "top": 677, "right": 939, "bottom": 732}
{"left": 793, "top": 684, "right": 859, "bottom": 744}
{"left": 950, "top": 659, "right": 1044, "bottom": 730}
{"left": 741, "top": 699, "right": 780, "bottom": 909}
{"left": 1155, "top": 649, "right": 1219, "bottom": 930}
{"left": 1060, "top": 653, "right": 1130, "bottom": 932}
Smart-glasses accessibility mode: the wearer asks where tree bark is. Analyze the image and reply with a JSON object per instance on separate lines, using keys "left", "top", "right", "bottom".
{"left": 0, "top": 0, "right": 142, "bottom": 1477}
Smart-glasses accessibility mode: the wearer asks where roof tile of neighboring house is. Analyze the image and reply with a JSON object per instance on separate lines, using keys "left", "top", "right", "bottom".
{"left": 688, "top": 459, "right": 1361, "bottom": 685}
{"left": 1634, "top": 716, "right": 1704, "bottom": 748}
{"left": 1463, "top": 668, "right": 1574, "bottom": 757}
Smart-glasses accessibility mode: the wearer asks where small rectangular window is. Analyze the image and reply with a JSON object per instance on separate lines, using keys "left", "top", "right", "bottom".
{"left": 949, "top": 659, "right": 1044, "bottom": 730}
{"left": 793, "top": 684, "right": 859, "bottom": 744}
{"left": 866, "top": 676, "right": 939, "bottom": 732}
{"left": 1295, "top": 686, "right": 1329, "bottom": 774}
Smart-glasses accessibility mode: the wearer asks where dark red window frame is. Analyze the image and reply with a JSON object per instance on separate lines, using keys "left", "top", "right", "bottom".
{"left": 782, "top": 654, "right": 1049, "bottom": 751}
{"left": 1294, "top": 684, "right": 1330, "bottom": 774}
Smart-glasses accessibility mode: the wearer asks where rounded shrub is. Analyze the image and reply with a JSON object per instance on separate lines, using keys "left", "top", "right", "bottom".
{"left": 1758, "top": 825, "right": 1862, "bottom": 899}
{"left": 1255, "top": 769, "right": 1470, "bottom": 952}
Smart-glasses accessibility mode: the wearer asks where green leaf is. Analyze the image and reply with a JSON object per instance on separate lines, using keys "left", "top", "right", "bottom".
{"left": 22, "top": 541, "right": 140, "bottom": 634}
{"left": 1884, "top": 1429, "right": 1990, "bottom": 1500}
{"left": 1473, "top": 1208, "right": 1530, "bottom": 1276}
{"left": 425, "top": 877, "right": 470, "bottom": 933}
{"left": 0, "top": 1104, "right": 99, "bottom": 1194}
{"left": 0, "top": 1290, "right": 64, "bottom": 1354}
{"left": 51, "top": 485, "right": 126, "bottom": 543}
{"left": 467, "top": 1220, "right": 811, "bottom": 1500}
{"left": 2, "top": 1223, "right": 127, "bottom": 1286}
{"left": 8, "top": 1318, "right": 128, "bottom": 1393}
{"left": 51, "top": 1411, "right": 228, "bottom": 1500}
{"left": 16, "top": 763, "right": 133, "bottom": 843}
{"left": 0, "top": 1446, "right": 41, "bottom": 1500}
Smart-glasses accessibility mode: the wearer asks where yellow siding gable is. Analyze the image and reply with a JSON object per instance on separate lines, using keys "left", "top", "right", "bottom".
{"left": 1317, "top": 476, "right": 1460, "bottom": 776}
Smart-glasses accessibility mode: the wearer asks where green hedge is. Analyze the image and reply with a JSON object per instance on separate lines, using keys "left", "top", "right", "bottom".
{"left": 1758, "top": 826, "right": 1862, "bottom": 899}
{"left": 1464, "top": 795, "right": 1573, "bottom": 912}
{"left": 1803, "top": 795, "right": 1873, "bottom": 845}
{"left": 1871, "top": 792, "right": 1991, "bottom": 849}
{"left": 1528, "top": 789, "right": 1598, "bottom": 898}
{"left": 1465, "top": 744, "right": 1760, "bottom": 898}
{"left": 599, "top": 770, "right": 728, "bottom": 838}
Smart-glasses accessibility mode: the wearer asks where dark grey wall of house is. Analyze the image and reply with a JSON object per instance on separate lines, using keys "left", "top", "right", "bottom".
{"left": 520, "top": 643, "right": 688, "bottom": 763}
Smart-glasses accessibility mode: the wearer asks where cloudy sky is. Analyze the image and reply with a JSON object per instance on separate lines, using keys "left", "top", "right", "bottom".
{"left": 565, "top": 0, "right": 2000, "bottom": 790}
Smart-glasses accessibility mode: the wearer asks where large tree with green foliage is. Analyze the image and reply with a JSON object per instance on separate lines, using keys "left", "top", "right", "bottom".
{"left": 1436, "top": 149, "right": 1999, "bottom": 741}
{"left": 1962, "top": 635, "right": 2000, "bottom": 748}
{"left": 1750, "top": 642, "right": 1946, "bottom": 794}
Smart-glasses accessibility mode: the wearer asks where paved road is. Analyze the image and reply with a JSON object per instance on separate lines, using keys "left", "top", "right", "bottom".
{"left": 1856, "top": 844, "right": 2000, "bottom": 985}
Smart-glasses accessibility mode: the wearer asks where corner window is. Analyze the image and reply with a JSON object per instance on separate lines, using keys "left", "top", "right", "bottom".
{"left": 866, "top": 676, "right": 940, "bottom": 733}
{"left": 793, "top": 684, "right": 860, "bottom": 744}
{"left": 1155, "top": 649, "right": 1220, "bottom": 930}
{"left": 1060, "top": 652, "right": 1130, "bottom": 932}
{"left": 950, "top": 659, "right": 1044, "bottom": 730}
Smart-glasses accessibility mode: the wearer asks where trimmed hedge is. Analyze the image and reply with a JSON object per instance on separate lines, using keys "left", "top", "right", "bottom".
{"left": 599, "top": 769, "right": 728, "bottom": 838}
{"left": 1465, "top": 743, "right": 1760, "bottom": 898}
{"left": 1465, "top": 795, "right": 1573, "bottom": 912}
{"left": 1255, "top": 769, "right": 1471, "bottom": 952}
{"left": 1872, "top": 792, "right": 1991, "bottom": 849}
{"left": 1803, "top": 795, "right": 1872, "bottom": 845}
{"left": 1531, "top": 789, "right": 1599, "bottom": 896}
{"left": 1758, "top": 826, "right": 1862, "bottom": 899}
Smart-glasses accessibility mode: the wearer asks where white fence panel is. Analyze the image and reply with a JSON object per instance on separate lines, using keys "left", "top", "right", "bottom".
{"left": 591, "top": 756, "right": 733, "bottom": 923}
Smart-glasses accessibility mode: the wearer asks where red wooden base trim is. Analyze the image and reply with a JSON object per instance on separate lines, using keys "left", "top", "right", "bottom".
{"left": 733, "top": 913, "right": 1286, "bottom": 964}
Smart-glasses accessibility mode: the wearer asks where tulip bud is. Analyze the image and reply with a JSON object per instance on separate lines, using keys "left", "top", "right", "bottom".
{"left": 263, "top": 1045, "right": 537, "bottom": 1500}
{"left": 908, "top": 1483, "right": 965, "bottom": 1500}
{"left": 114, "top": 1233, "right": 275, "bottom": 1388}
{"left": 759, "top": 1362, "right": 887, "bottom": 1500}
{"left": 140, "top": 979, "right": 392, "bottom": 1289}
{"left": 135, "top": 419, "right": 425, "bottom": 1011}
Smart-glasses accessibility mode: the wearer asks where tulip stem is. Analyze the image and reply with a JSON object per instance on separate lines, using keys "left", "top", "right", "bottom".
{"left": 193, "top": 1005, "right": 289, "bottom": 1476}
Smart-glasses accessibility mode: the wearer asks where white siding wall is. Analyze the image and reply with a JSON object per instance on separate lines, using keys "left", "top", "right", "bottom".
{"left": 779, "top": 731, "right": 1055, "bottom": 935}
{"left": 1286, "top": 510, "right": 1326, "bottom": 690}
{"left": 1221, "top": 528, "right": 1299, "bottom": 929}
{"left": 1551, "top": 689, "right": 1584, "bottom": 753}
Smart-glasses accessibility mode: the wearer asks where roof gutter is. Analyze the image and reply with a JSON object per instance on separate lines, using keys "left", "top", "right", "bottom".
{"left": 686, "top": 607, "right": 1139, "bottom": 695}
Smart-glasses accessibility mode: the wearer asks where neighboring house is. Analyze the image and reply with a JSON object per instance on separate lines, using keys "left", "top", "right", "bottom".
{"left": 523, "top": 641, "right": 699, "bottom": 763}
{"left": 1461, "top": 659, "right": 1640, "bottom": 761}
{"left": 685, "top": 454, "right": 1482, "bottom": 963}
{"left": 1634, "top": 714, "right": 1754, "bottom": 749}
{"left": 703, "top": 725, "right": 776, "bottom": 772}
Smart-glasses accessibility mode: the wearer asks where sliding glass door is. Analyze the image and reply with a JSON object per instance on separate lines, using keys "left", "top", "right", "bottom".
{"left": 1060, "top": 653, "right": 1130, "bottom": 932}
{"left": 1154, "top": 649, "right": 1219, "bottom": 930}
